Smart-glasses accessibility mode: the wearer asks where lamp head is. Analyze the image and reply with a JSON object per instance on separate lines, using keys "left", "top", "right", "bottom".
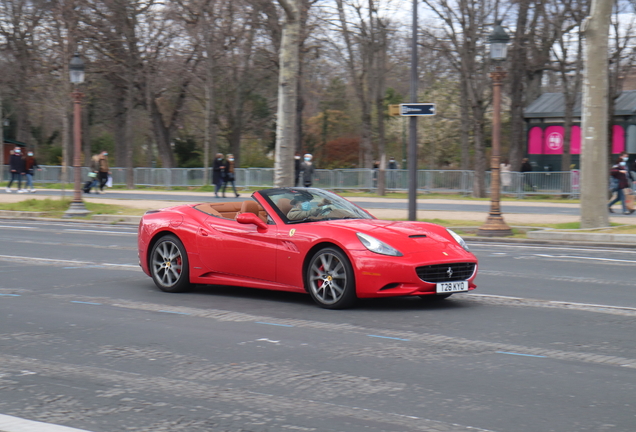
{"left": 488, "top": 21, "right": 510, "bottom": 61}
{"left": 69, "top": 52, "right": 85, "bottom": 84}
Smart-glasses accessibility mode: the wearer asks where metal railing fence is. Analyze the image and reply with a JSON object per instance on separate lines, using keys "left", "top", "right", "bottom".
{"left": 0, "top": 166, "right": 581, "bottom": 197}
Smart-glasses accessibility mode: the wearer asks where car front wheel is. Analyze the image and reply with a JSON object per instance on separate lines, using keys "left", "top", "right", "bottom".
{"left": 150, "top": 234, "right": 191, "bottom": 293}
{"left": 306, "top": 247, "right": 356, "bottom": 309}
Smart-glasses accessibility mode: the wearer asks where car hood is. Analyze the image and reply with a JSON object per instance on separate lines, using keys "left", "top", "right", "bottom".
{"left": 322, "top": 219, "right": 472, "bottom": 257}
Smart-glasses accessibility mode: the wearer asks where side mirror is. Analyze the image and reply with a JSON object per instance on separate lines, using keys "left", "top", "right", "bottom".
{"left": 236, "top": 213, "right": 268, "bottom": 231}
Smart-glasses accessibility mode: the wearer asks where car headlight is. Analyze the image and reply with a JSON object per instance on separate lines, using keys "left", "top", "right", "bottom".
{"left": 447, "top": 229, "right": 469, "bottom": 251}
{"left": 356, "top": 233, "right": 403, "bottom": 257}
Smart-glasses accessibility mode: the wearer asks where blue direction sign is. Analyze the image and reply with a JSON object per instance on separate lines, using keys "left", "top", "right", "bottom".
{"left": 400, "top": 103, "right": 435, "bottom": 116}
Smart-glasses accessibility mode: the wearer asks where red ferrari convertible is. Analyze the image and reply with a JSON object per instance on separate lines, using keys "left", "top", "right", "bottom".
{"left": 138, "top": 188, "right": 478, "bottom": 309}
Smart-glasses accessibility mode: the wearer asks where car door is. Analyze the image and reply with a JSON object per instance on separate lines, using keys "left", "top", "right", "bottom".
{"left": 197, "top": 216, "right": 278, "bottom": 282}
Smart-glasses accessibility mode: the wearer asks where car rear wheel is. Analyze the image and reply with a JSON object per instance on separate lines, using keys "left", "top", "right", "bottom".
{"left": 150, "top": 234, "right": 191, "bottom": 293}
{"left": 306, "top": 247, "right": 356, "bottom": 309}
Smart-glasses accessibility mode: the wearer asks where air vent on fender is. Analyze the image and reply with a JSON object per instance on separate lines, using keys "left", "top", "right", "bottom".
{"left": 409, "top": 234, "right": 427, "bottom": 238}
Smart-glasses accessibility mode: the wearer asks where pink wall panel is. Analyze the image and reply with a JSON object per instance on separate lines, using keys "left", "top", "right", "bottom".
{"left": 543, "top": 126, "right": 564, "bottom": 155}
{"left": 571, "top": 126, "right": 581, "bottom": 154}
{"left": 528, "top": 127, "right": 543, "bottom": 154}
{"left": 612, "top": 125, "right": 625, "bottom": 154}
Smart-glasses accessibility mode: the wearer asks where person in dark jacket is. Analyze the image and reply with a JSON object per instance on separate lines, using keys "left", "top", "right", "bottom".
{"left": 520, "top": 158, "right": 535, "bottom": 191}
{"left": 212, "top": 153, "right": 225, "bottom": 198}
{"left": 300, "top": 153, "right": 315, "bottom": 187}
{"left": 294, "top": 152, "right": 301, "bottom": 187}
{"left": 221, "top": 153, "right": 239, "bottom": 198}
{"left": 608, "top": 157, "right": 633, "bottom": 214}
{"left": 23, "top": 150, "right": 40, "bottom": 193}
{"left": 6, "top": 147, "right": 25, "bottom": 193}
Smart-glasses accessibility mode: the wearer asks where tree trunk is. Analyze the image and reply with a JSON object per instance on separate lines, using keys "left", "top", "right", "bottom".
{"left": 459, "top": 79, "right": 471, "bottom": 170}
{"left": 114, "top": 93, "right": 127, "bottom": 168}
{"left": 508, "top": 0, "right": 529, "bottom": 171}
{"left": 472, "top": 107, "right": 487, "bottom": 197}
{"left": 580, "top": 0, "right": 612, "bottom": 228}
{"left": 150, "top": 97, "right": 176, "bottom": 168}
{"left": 204, "top": 33, "right": 217, "bottom": 184}
{"left": 273, "top": 0, "right": 300, "bottom": 187}
{"left": 125, "top": 81, "right": 135, "bottom": 188}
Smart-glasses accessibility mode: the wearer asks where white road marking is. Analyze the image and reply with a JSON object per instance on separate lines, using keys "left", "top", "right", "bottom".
{"left": 0, "top": 413, "right": 95, "bottom": 432}
{"left": 63, "top": 229, "right": 136, "bottom": 235}
{"left": 469, "top": 242, "right": 636, "bottom": 255}
{"left": 533, "top": 254, "right": 636, "bottom": 264}
{"left": 0, "top": 255, "right": 137, "bottom": 269}
{"left": 470, "top": 293, "right": 636, "bottom": 312}
{"left": 0, "top": 225, "right": 36, "bottom": 229}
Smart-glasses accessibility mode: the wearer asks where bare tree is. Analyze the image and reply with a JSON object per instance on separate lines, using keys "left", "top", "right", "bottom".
{"left": 273, "top": 0, "right": 301, "bottom": 186}
{"left": 580, "top": 0, "right": 612, "bottom": 228}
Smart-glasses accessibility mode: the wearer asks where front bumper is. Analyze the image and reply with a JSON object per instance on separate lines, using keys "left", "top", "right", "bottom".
{"left": 349, "top": 249, "right": 477, "bottom": 298}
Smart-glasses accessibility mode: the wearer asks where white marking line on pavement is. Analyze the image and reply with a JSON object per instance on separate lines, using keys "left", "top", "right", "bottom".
{"left": 0, "top": 225, "right": 36, "bottom": 229}
{"left": 533, "top": 253, "right": 636, "bottom": 264}
{"left": 471, "top": 293, "right": 636, "bottom": 312}
{"left": 471, "top": 294, "right": 525, "bottom": 300}
{"left": 0, "top": 413, "right": 94, "bottom": 432}
{"left": 63, "top": 229, "right": 136, "bottom": 235}
{"left": 469, "top": 242, "right": 636, "bottom": 255}
{"left": 0, "top": 255, "right": 138, "bottom": 268}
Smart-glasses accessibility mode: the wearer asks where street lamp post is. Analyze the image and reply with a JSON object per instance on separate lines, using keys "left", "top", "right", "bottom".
{"left": 64, "top": 52, "right": 90, "bottom": 218}
{"left": 477, "top": 22, "right": 513, "bottom": 237}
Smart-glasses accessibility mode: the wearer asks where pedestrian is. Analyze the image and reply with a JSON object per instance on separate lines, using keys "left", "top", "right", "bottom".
{"left": 221, "top": 153, "right": 240, "bottom": 198}
{"left": 608, "top": 157, "right": 634, "bottom": 215}
{"left": 388, "top": 156, "right": 398, "bottom": 188}
{"left": 619, "top": 151, "right": 635, "bottom": 191}
{"left": 23, "top": 149, "right": 40, "bottom": 193}
{"left": 300, "top": 153, "right": 315, "bottom": 187}
{"left": 95, "top": 150, "right": 110, "bottom": 194}
{"left": 84, "top": 153, "right": 100, "bottom": 194}
{"left": 500, "top": 158, "right": 512, "bottom": 191}
{"left": 520, "top": 157, "right": 534, "bottom": 191}
{"left": 6, "top": 147, "right": 26, "bottom": 193}
{"left": 372, "top": 160, "right": 379, "bottom": 189}
{"left": 212, "top": 153, "right": 225, "bottom": 198}
{"left": 294, "top": 152, "right": 302, "bottom": 187}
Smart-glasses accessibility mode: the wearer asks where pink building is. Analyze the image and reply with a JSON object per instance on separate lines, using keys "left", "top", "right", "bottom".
{"left": 524, "top": 91, "right": 636, "bottom": 170}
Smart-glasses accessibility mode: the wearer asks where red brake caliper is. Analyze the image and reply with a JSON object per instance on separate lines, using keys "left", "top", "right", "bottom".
{"left": 317, "top": 264, "right": 324, "bottom": 288}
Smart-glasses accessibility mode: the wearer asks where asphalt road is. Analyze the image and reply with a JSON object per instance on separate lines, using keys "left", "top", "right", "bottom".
{"left": 0, "top": 220, "right": 635, "bottom": 432}
{"left": 30, "top": 189, "right": 582, "bottom": 216}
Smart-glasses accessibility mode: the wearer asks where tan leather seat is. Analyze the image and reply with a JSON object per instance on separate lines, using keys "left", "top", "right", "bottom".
{"left": 277, "top": 198, "right": 293, "bottom": 216}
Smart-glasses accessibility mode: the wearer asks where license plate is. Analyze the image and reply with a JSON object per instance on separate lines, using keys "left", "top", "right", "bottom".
{"left": 436, "top": 281, "right": 468, "bottom": 293}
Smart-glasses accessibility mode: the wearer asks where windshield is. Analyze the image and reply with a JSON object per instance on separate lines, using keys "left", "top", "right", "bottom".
{"left": 259, "top": 188, "right": 374, "bottom": 224}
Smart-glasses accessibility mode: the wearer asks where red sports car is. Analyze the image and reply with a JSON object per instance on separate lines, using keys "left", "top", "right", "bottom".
{"left": 138, "top": 188, "right": 478, "bottom": 309}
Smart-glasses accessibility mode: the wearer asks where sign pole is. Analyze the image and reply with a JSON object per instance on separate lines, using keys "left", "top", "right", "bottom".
{"left": 408, "top": 0, "right": 418, "bottom": 221}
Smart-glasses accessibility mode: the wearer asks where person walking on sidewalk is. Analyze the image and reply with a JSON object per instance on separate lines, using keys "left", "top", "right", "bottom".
{"left": 300, "top": 153, "right": 316, "bottom": 187}
{"left": 96, "top": 151, "right": 110, "bottom": 194}
{"left": 6, "top": 147, "right": 26, "bottom": 193}
{"left": 212, "top": 153, "right": 225, "bottom": 198}
{"left": 221, "top": 153, "right": 240, "bottom": 198}
{"left": 84, "top": 153, "right": 101, "bottom": 194}
{"left": 23, "top": 150, "right": 40, "bottom": 193}
{"left": 520, "top": 158, "right": 535, "bottom": 191}
{"left": 608, "top": 157, "right": 634, "bottom": 215}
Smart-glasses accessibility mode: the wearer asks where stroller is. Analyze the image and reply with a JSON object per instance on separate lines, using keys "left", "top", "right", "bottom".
{"left": 83, "top": 172, "right": 98, "bottom": 193}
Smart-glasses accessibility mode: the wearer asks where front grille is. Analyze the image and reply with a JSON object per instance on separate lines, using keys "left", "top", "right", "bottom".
{"left": 416, "top": 263, "right": 475, "bottom": 283}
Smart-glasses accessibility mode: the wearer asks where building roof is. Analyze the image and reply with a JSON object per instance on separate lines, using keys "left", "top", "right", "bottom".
{"left": 524, "top": 90, "right": 636, "bottom": 118}
{"left": 3, "top": 139, "right": 26, "bottom": 147}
